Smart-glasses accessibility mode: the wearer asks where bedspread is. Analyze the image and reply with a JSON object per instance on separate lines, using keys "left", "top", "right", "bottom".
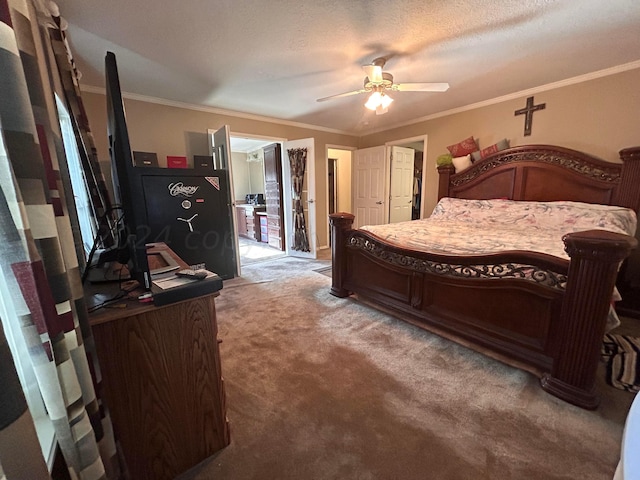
{"left": 362, "top": 198, "right": 637, "bottom": 260}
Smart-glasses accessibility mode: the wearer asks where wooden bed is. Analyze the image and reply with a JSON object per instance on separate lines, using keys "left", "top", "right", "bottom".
{"left": 329, "top": 144, "right": 640, "bottom": 409}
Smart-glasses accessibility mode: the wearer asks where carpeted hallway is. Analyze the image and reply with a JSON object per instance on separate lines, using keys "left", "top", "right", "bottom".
{"left": 179, "top": 252, "right": 637, "bottom": 480}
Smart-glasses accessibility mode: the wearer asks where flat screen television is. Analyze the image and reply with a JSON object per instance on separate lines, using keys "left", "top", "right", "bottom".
{"left": 104, "top": 51, "right": 152, "bottom": 289}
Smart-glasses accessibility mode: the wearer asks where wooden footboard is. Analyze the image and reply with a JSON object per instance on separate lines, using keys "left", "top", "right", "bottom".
{"left": 330, "top": 213, "right": 637, "bottom": 409}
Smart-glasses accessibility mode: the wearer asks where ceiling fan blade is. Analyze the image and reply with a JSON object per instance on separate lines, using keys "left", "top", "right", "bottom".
{"left": 393, "top": 82, "right": 450, "bottom": 92}
{"left": 362, "top": 65, "right": 383, "bottom": 84}
{"left": 316, "top": 89, "right": 367, "bottom": 102}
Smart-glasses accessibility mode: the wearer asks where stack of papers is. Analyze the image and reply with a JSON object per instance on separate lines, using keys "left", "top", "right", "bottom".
{"left": 152, "top": 270, "right": 218, "bottom": 290}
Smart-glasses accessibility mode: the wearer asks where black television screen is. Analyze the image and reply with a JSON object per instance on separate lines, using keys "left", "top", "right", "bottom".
{"left": 104, "top": 51, "right": 151, "bottom": 289}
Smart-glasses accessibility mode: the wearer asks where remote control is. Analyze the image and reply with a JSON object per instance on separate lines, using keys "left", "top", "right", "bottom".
{"left": 175, "top": 269, "right": 208, "bottom": 280}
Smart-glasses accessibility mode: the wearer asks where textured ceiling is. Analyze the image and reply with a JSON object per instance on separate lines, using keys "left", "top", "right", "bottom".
{"left": 55, "top": 0, "right": 640, "bottom": 135}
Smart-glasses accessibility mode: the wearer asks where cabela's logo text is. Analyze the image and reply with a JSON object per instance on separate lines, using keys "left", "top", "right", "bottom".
{"left": 168, "top": 182, "right": 199, "bottom": 197}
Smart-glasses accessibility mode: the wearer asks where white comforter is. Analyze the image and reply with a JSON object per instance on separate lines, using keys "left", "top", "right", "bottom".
{"left": 362, "top": 198, "right": 637, "bottom": 260}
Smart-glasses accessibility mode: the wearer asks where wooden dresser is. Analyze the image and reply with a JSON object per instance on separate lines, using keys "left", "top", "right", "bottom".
{"left": 87, "top": 247, "right": 229, "bottom": 480}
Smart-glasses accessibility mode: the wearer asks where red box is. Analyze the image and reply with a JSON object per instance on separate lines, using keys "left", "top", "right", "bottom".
{"left": 167, "top": 156, "right": 188, "bottom": 168}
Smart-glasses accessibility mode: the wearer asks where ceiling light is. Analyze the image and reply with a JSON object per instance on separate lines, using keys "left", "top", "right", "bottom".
{"left": 365, "top": 91, "right": 393, "bottom": 115}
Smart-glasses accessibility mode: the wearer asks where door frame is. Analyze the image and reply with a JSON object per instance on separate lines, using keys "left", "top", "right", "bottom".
{"left": 209, "top": 130, "right": 288, "bottom": 273}
{"left": 385, "top": 134, "right": 428, "bottom": 219}
{"left": 325, "top": 144, "right": 356, "bottom": 248}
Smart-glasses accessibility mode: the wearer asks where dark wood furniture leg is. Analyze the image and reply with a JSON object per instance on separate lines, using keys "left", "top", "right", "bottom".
{"left": 330, "top": 212, "right": 355, "bottom": 298}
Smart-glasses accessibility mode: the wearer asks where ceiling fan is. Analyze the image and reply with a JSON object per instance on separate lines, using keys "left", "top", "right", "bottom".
{"left": 317, "top": 57, "right": 449, "bottom": 115}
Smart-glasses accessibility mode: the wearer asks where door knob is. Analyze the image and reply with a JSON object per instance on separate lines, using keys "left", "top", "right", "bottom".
{"left": 376, "top": 201, "right": 383, "bottom": 205}
{"left": 308, "top": 199, "right": 315, "bottom": 203}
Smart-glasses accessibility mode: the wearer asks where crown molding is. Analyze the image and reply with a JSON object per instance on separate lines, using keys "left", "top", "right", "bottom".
{"left": 362, "top": 60, "right": 640, "bottom": 136}
{"left": 79, "top": 85, "right": 355, "bottom": 136}
{"left": 81, "top": 59, "right": 640, "bottom": 139}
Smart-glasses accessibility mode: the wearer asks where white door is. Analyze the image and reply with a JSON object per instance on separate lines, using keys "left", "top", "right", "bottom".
{"left": 282, "top": 138, "right": 316, "bottom": 259}
{"left": 389, "top": 146, "right": 415, "bottom": 223}
{"left": 210, "top": 125, "right": 241, "bottom": 276}
{"left": 352, "top": 145, "right": 388, "bottom": 228}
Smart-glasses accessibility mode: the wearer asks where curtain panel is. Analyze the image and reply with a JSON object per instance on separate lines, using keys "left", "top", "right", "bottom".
{"left": 47, "top": 5, "right": 116, "bottom": 252}
{"left": 0, "top": 1, "right": 121, "bottom": 478}
{"left": 287, "top": 148, "right": 310, "bottom": 252}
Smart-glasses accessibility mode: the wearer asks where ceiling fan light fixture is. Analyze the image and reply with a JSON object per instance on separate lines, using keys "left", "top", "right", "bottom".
{"left": 380, "top": 93, "right": 393, "bottom": 109}
{"left": 317, "top": 58, "right": 447, "bottom": 107}
{"left": 365, "top": 91, "right": 382, "bottom": 110}
{"left": 375, "top": 105, "right": 388, "bottom": 115}
{"left": 365, "top": 91, "right": 393, "bottom": 113}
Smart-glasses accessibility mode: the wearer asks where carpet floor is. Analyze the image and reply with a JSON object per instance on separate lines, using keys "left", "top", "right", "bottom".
{"left": 179, "top": 255, "right": 639, "bottom": 480}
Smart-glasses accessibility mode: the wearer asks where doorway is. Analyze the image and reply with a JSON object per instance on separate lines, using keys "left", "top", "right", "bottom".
{"left": 229, "top": 135, "right": 286, "bottom": 266}
{"left": 226, "top": 134, "right": 318, "bottom": 267}
{"left": 387, "top": 138, "right": 426, "bottom": 221}
{"left": 389, "top": 145, "right": 415, "bottom": 223}
{"left": 350, "top": 135, "right": 426, "bottom": 229}
{"left": 328, "top": 158, "right": 336, "bottom": 216}
{"left": 326, "top": 146, "right": 354, "bottom": 244}
{"left": 387, "top": 135, "right": 430, "bottom": 220}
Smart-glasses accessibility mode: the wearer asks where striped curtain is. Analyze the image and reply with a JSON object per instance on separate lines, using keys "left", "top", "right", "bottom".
{"left": 47, "top": 4, "right": 116, "bottom": 253}
{"left": 0, "top": 1, "right": 121, "bottom": 478}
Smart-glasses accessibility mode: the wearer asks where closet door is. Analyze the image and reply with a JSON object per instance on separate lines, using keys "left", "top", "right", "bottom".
{"left": 263, "top": 143, "right": 285, "bottom": 250}
{"left": 389, "top": 146, "right": 415, "bottom": 223}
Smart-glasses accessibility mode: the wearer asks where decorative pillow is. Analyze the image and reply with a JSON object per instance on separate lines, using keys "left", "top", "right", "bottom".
{"left": 447, "top": 136, "right": 479, "bottom": 157}
{"left": 436, "top": 153, "right": 453, "bottom": 166}
{"left": 451, "top": 154, "right": 472, "bottom": 173}
{"left": 478, "top": 138, "right": 510, "bottom": 160}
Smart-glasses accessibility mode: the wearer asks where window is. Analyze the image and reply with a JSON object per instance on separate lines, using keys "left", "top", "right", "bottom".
{"left": 56, "top": 95, "right": 98, "bottom": 255}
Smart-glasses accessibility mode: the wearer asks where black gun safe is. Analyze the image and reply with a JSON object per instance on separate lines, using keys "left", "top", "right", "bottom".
{"left": 133, "top": 167, "right": 237, "bottom": 280}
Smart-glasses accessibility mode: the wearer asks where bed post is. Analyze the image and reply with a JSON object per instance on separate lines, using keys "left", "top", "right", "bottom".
{"left": 437, "top": 165, "right": 455, "bottom": 200}
{"left": 329, "top": 213, "right": 355, "bottom": 298}
{"left": 540, "top": 230, "right": 637, "bottom": 409}
{"left": 616, "top": 147, "right": 640, "bottom": 318}
{"left": 617, "top": 147, "right": 640, "bottom": 213}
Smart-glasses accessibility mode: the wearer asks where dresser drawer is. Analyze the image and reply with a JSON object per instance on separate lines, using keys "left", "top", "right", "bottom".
{"left": 267, "top": 216, "right": 281, "bottom": 228}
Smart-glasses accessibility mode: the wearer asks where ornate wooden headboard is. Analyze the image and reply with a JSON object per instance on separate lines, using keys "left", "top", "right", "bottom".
{"left": 437, "top": 145, "right": 640, "bottom": 214}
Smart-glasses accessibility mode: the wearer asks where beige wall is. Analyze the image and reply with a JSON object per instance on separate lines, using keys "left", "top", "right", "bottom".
{"left": 248, "top": 158, "right": 266, "bottom": 198}
{"left": 359, "top": 68, "right": 640, "bottom": 216}
{"left": 82, "top": 91, "right": 359, "bottom": 250}
{"left": 230, "top": 151, "right": 249, "bottom": 202}
{"left": 231, "top": 152, "right": 266, "bottom": 203}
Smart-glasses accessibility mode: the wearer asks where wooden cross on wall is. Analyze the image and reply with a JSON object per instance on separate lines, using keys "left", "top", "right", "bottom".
{"left": 514, "top": 96, "right": 546, "bottom": 136}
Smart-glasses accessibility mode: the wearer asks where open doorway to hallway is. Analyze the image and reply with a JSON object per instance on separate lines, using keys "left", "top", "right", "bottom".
{"left": 326, "top": 146, "right": 354, "bottom": 246}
